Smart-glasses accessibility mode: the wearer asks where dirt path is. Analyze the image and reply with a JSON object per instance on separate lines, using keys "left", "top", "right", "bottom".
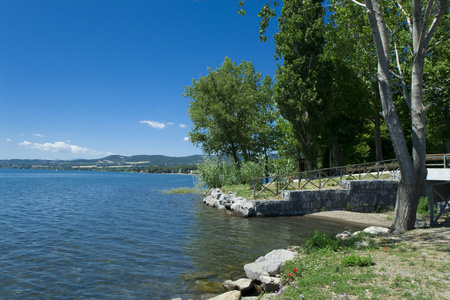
{"left": 307, "top": 210, "right": 393, "bottom": 228}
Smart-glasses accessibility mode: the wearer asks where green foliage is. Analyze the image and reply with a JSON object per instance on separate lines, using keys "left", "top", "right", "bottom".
{"left": 346, "top": 202, "right": 354, "bottom": 212}
{"left": 417, "top": 197, "right": 429, "bottom": 215}
{"left": 197, "top": 157, "right": 226, "bottom": 189}
{"left": 417, "top": 196, "right": 437, "bottom": 217}
{"left": 341, "top": 253, "right": 374, "bottom": 267}
{"left": 239, "top": 160, "right": 265, "bottom": 185}
{"left": 162, "top": 187, "right": 203, "bottom": 195}
{"left": 304, "top": 231, "right": 340, "bottom": 252}
{"left": 183, "top": 57, "right": 276, "bottom": 164}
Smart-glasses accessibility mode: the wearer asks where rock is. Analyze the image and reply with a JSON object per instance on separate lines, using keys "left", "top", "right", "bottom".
{"left": 244, "top": 249, "right": 297, "bottom": 280}
{"left": 241, "top": 297, "right": 259, "bottom": 300}
{"left": 363, "top": 226, "right": 389, "bottom": 235}
{"left": 260, "top": 275, "right": 281, "bottom": 292}
{"left": 263, "top": 249, "right": 297, "bottom": 275}
{"left": 231, "top": 199, "right": 255, "bottom": 217}
{"left": 223, "top": 278, "right": 254, "bottom": 292}
{"left": 207, "top": 290, "right": 241, "bottom": 300}
{"left": 244, "top": 260, "right": 269, "bottom": 280}
{"left": 335, "top": 231, "right": 353, "bottom": 240}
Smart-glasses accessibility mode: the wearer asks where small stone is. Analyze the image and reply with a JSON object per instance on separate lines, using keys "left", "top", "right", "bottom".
{"left": 335, "top": 231, "right": 352, "bottom": 240}
{"left": 260, "top": 275, "right": 281, "bottom": 292}
{"left": 363, "top": 226, "right": 389, "bottom": 235}
{"left": 207, "top": 290, "right": 241, "bottom": 300}
{"left": 223, "top": 278, "right": 253, "bottom": 292}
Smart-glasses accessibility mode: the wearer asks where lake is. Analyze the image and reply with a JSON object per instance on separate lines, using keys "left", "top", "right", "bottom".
{"left": 0, "top": 169, "right": 366, "bottom": 299}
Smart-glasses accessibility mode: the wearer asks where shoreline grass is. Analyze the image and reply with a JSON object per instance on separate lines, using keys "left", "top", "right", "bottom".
{"left": 273, "top": 229, "right": 450, "bottom": 299}
{"left": 162, "top": 187, "right": 205, "bottom": 195}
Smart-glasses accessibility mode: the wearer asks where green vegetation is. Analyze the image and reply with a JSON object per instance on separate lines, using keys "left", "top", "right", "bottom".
{"left": 272, "top": 230, "right": 449, "bottom": 299}
{"left": 162, "top": 187, "right": 203, "bottom": 195}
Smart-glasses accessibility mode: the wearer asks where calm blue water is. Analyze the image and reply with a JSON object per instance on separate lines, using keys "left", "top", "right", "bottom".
{"left": 0, "top": 169, "right": 366, "bottom": 299}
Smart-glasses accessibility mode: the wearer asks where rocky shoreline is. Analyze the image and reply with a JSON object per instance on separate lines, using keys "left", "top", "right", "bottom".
{"left": 169, "top": 226, "right": 391, "bottom": 300}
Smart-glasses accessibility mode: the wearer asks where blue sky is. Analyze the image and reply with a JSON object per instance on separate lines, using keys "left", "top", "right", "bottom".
{"left": 0, "top": 0, "right": 279, "bottom": 160}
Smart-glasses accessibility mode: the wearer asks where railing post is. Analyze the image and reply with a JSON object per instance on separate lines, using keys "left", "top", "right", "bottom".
{"left": 319, "top": 171, "right": 321, "bottom": 189}
{"left": 276, "top": 176, "right": 279, "bottom": 195}
{"left": 444, "top": 154, "right": 448, "bottom": 168}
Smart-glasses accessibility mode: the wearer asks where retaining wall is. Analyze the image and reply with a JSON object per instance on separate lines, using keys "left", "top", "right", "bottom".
{"left": 203, "top": 180, "right": 398, "bottom": 217}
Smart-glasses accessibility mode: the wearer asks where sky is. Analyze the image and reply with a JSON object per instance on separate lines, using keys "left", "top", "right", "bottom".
{"left": 0, "top": 0, "right": 279, "bottom": 160}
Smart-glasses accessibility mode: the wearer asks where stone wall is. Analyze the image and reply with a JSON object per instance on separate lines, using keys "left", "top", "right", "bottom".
{"left": 203, "top": 180, "right": 398, "bottom": 217}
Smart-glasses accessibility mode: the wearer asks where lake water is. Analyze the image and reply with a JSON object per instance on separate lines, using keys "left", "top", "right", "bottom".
{"left": 0, "top": 169, "right": 367, "bottom": 299}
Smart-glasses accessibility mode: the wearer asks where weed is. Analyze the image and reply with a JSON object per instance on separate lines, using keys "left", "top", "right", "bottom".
{"left": 346, "top": 202, "right": 354, "bottom": 212}
{"left": 304, "top": 231, "right": 340, "bottom": 252}
{"left": 341, "top": 253, "right": 374, "bottom": 267}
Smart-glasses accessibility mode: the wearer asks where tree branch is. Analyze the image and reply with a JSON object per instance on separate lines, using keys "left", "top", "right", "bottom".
{"left": 417, "top": 0, "right": 435, "bottom": 54}
{"left": 388, "top": 24, "right": 411, "bottom": 109}
{"left": 396, "top": 0, "right": 412, "bottom": 35}
{"left": 350, "top": 0, "right": 366, "bottom": 8}
{"left": 424, "top": 0, "right": 449, "bottom": 50}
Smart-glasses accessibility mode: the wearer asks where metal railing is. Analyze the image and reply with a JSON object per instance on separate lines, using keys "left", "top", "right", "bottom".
{"left": 252, "top": 153, "right": 450, "bottom": 198}
{"left": 425, "top": 153, "right": 449, "bottom": 168}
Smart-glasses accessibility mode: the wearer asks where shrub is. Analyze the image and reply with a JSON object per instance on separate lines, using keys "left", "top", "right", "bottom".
{"left": 197, "top": 157, "right": 225, "bottom": 188}
{"left": 341, "top": 253, "right": 374, "bottom": 267}
{"left": 417, "top": 196, "right": 429, "bottom": 215}
{"left": 346, "top": 202, "right": 354, "bottom": 212}
{"left": 304, "top": 231, "right": 340, "bottom": 252}
{"left": 239, "top": 160, "right": 266, "bottom": 185}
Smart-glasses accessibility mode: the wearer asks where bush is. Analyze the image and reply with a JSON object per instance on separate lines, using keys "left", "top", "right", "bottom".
{"left": 417, "top": 196, "right": 431, "bottom": 216}
{"left": 304, "top": 231, "right": 340, "bottom": 252}
{"left": 197, "top": 157, "right": 226, "bottom": 188}
{"left": 341, "top": 253, "right": 374, "bottom": 267}
{"left": 239, "top": 160, "right": 265, "bottom": 185}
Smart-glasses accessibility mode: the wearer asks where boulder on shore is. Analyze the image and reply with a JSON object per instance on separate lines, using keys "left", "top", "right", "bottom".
{"left": 244, "top": 249, "right": 297, "bottom": 281}
{"left": 223, "top": 278, "right": 254, "bottom": 292}
{"left": 207, "top": 290, "right": 241, "bottom": 300}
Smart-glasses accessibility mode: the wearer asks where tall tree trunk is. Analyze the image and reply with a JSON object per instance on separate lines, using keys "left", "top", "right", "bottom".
{"left": 332, "top": 140, "right": 344, "bottom": 166}
{"left": 364, "top": 0, "right": 425, "bottom": 232}
{"left": 374, "top": 112, "right": 384, "bottom": 161}
{"left": 446, "top": 99, "right": 450, "bottom": 152}
{"left": 374, "top": 87, "right": 384, "bottom": 161}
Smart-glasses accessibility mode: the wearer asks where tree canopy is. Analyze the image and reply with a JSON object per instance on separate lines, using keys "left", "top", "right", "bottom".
{"left": 183, "top": 57, "right": 276, "bottom": 164}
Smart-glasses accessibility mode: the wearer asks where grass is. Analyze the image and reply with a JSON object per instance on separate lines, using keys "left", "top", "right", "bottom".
{"left": 271, "top": 229, "right": 450, "bottom": 300}
{"left": 162, "top": 187, "right": 204, "bottom": 195}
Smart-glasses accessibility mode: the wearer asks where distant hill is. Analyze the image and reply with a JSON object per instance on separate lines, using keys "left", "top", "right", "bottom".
{"left": 0, "top": 155, "right": 205, "bottom": 171}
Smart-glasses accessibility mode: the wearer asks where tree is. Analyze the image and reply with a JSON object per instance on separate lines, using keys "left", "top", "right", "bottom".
{"left": 183, "top": 57, "right": 276, "bottom": 164}
{"left": 273, "top": 0, "right": 327, "bottom": 171}
{"left": 326, "top": 0, "right": 388, "bottom": 162}
{"left": 352, "top": 0, "right": 448, "bottom": 231}
{"left": 243, "top": 0, "right": 448, "bottom": 231}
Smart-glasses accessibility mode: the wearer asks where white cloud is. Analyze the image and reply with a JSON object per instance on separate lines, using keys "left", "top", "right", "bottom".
{"left": 6, "top": 138, "right": 13, "bottom": 142}
{"left": 19, "top": 141, "right": 103, "bottom": 155}
{"left": 33, "top": 133, "right": 45, "bottom": 138}
{"left": 140, "top": 120, "right": 175, "bottom": 129}
{"left": 179, "top": 124, "right": 186, "bottom": 128}
{"left": 140, "top": 120, "right": 166, "bottom": 129}
{"left": 184, "top": 137, "right": 190, "bottom": 142}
